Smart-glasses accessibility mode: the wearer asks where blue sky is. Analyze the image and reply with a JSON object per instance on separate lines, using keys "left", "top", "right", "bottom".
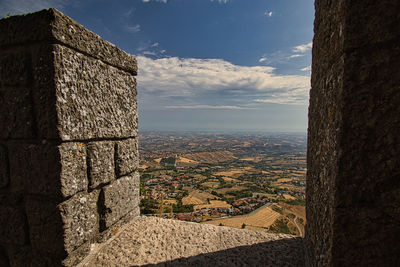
{"left": 0, "top": 0, "right": 314, "bottom": 132}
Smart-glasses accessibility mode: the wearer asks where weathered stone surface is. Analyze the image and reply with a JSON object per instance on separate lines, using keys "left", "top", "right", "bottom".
{"left": 9, "top": 144, "right": 61, "bottom": 196}
{"left": 115, "top": 138, "right": 139, "bottom": 177}
{"left": 101, "top": 173, "right": 140, "bottom": 229}
{"left": 9, "top": 143, "right": 87, "bottom": 198}
{"left": 59, "top": 191, "right": 99, "bottom": 254}
{"left": 26, "top": 191, "right": 99, "bottom": 256}
{"left": 82, "top": 217, "right": 305, "bottom": 267}
{"left": 0, "top": 86, "right": 35, "bottom": 139}
{"left": 0, "top": 9, "right": 137, "bottom": 75}
{"left": 54, "top": 44, "right": 138, "bottom": 141}
{"left": 0, "top": 50, "right": 30, "bottom": 87}
{"left": 306, "top": 56, "right": 344, "bottom": 267}
{"left": 59, "top": 142, "right": 88, "bottom": 197}
{"left": 87, "top": 141, "right": 115, "bottom": 189}
{"left": 31, "top": 44, "right": 59, "bottom": 140}
{"left": 25, "top": 198, "right": 65, "bottom": 256}
{"left": 0, "top": 145, "right": 8, "bottom": 188}
{"left": 343, "top": 0, "right": 400, "bottom": 50}
{"left": 308, "top": 1, "right": 400, "bottom": 266}
{"left": 0, "top": 206, "right": 27, "bottom": 246}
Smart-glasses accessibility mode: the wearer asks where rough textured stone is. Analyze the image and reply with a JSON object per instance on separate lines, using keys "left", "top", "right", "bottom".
{"left": 87, "top": 141, "right": 115, "bottom": 189}
{"left": 59, "top": 142, "right": 88, "bottom": 197}
{"left": 0, "top": 145, "right": 9, "bottom": 188}
{"left": 9, "top": 143, "right": 61, "bottom": 196}
{"left": 0, "top": 9, "right": 137, "bottom": 75}
{"left": 0, "top": 206, "right": 27, "bottom": 246}
{"left": 0, "top": 9, "right": 139, "bottom": 266}
{"left": 54, "top": 44, "right": 138, "bottom": 141}
{"left": 115, "top": 138, "right": 138, "bottom": 177}
{"left": 25, "top": 198, "right": 65, "bottom": 256}
{"left": 0, "top": 50, "right": 30, "bottom": 87}
{"left": 101, "top": 173, "right": 140, "bottom": 229}
{"left": 59, "top": 191, "right": 99, "bottom": 254}
{"left": 31, "top": 44, "right": 59, "bottom": 140}
{"left": 79, "top": 217, "right": 305, "bottom": 267}
{"left": 26, "top": 191, "right": 99, "bottom": 256}
{"left": 0, "top": 86, "right": 35, "bottom": 139}
{"left": 9, "top": 143, "right": 87, "bottom": 198}
{"left": 307, "top": 1, "right": 400, "bottom": 266}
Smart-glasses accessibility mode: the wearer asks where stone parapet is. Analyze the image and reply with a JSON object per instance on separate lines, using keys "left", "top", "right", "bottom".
{"left": 0, "top": 9, "right": 139, "bottom": 266}
{"left": 79, "top": 216, "right": 305, "bottom": 266}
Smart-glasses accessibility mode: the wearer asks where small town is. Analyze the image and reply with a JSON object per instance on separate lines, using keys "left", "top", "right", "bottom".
{"left": 139, "top": 132, "right": 306, "bottom": 236}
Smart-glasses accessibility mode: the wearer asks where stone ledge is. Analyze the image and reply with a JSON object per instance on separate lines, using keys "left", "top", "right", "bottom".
{"left": 0, "top": 9, "right": 137, "bottom": 75}
{"left": 79, "top": 216, "right": 305, "bottom": 267}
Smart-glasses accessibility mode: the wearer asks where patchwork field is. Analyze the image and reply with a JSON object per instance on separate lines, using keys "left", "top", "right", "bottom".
{"left": 182, "top": 190, "right": 219, "bottom": 205}
{"left": 202, "top": 205, "right": 280, "bottom": 231}
{"left": 214, "top": 169, "right": 245, "bottom": 177}
{"left": 177, "top": 157, "right": 198, "bottom": 164}
{"left": 183, "top": 151, "right": 236, "bottom": 163}
{"left": 194, "top": 200, "right": 231, "bottom": 210}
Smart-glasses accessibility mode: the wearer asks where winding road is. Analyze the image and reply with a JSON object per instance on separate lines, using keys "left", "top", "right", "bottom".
{"left": 293, "top": 215, "right": 302, "bottom": 237}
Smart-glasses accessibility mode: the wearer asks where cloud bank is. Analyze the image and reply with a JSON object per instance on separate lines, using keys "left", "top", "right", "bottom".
{"left": 137, "top": 56, "right": 310, "bottom": 107}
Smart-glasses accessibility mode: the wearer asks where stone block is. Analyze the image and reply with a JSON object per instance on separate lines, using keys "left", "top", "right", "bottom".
{"left": 0, "top": 206, "right": 27, "bottom": 246}
{"left": 0, "top": 145, "right": 8, "bottom": 188}
{"left": 31, "top": 44, "right": 59, "bottom": 140}
{"left": 115, "top": 138, "right": 139, "bottom": 177}
{"left": 26, "top": 191, "right": 99, "bottom": 256}
{"left": 0, "top": 86, "right": 35, "bottom": 139}
{"left": 0, "top": 9, "right": 137, "bottom": 75}
{"left": 9, "top": 142, "right": 87, "bottom": 198}
{"left": 0, "top": 50, "right": 30, "bottom": 87}
{"left": 25, "top": 198, "right": 64, "bottom": 256}
{"left": 59, "top": 191, "right": 99, "bottom": 254}
{"left": 59, "top": 142, "right": 88, "bottom": 197}
{"left": 87, "top": 141, "right": 115, "bottom": 189}
{"left": 343, "top": 0, "right": 400, "bottom": 50}
{"left": 9, "top": 144, "right": 61, "bottom": 196}
{"left": 54, "top": 44, "right": 138, "bottom": 141}
{"left": 101, "top": 173, "right": 140, "bottom": 229}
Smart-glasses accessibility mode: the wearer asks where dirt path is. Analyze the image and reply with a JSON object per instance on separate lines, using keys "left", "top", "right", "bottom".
{"left": 293, "top": 215, "right": 302, "bottom": 237}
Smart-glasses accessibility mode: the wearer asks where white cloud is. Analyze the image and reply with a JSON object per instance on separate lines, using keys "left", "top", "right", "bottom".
{"left": 165, "top": 105, "right": 245, "bottom": 110}
{"left": 211, "top": 0, "right": 230, "bottom": 3}
{"left": 151, "top": 42, "right": 159, "bottom": 47}
{"left": 265, "top": 11, "right": 273, "bottom": 17}
{"left": 124, "top": 24, "right": 141, "bottom": 33}
{"left": 0, "top": 0, "right": 67, "bottom": 16}
{"left": 301, "top": 66, "right": 311, "bottom": 71}
{"left": 292, "top": 42, "right": 312, "bottom": 53}
{"left": 137, "top": 56, "right": 310, "bottom": 105}
{"left": 258, "top": 57, "right": 268, "bottom": 63}
{"left": 288, "top": 54, "right": 304, "bottom": 59}
{"left": 142, "top": 0, "right": 168, "bottom": 3}
{"left": 160, "top": 49, "right": 166, "bottom": 54}
{"left": 143, "top": 51, "right": 157, "bottom": 56}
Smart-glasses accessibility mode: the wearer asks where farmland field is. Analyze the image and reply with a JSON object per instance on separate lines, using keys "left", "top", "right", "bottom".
{"left": 202, "top": 205, "right": 280, "bottom": 231}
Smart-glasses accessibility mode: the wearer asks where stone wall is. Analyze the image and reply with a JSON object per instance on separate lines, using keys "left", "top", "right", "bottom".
{"left": 307, "top": 0, "right": 400, "bottom": 266}
{"left": 0, "top": 9, "right": 139, "bottom": 266}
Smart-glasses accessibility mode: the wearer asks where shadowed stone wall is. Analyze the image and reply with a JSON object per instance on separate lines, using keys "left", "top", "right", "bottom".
{"left": 0, "top": 9, "right": 139, "bottom": 266}
{"left": 307, "top": 0, "right": 400, "bottom": 266}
